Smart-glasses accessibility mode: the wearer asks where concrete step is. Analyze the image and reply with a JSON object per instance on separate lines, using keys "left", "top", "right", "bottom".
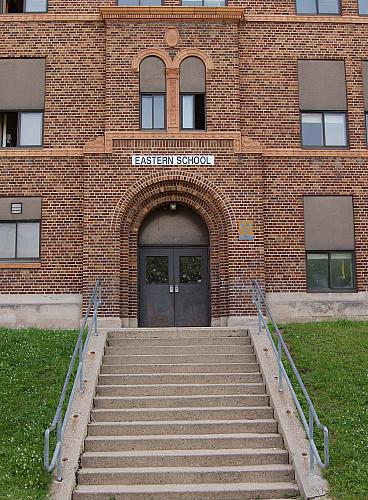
{"left": 102, "top": 354, "right": 256, "bottom": 364}
{"left": 90, "top": 406, "right": 275, "bottom": 422}
{"left": 77, "top": 464, "right": 295, "bottom": 485}
{"left": 73, "top": 481, "right": 299, "bottom": 499}
{"left": 100, "top": 362, "right": 260, "bottom": 374}
{"left": 87, "top": 419, "right": 278, "bottom": 436}
{"left": 81, "top": 448, "right": 289, "bottom": 468}
{"left": 107, "top": 336, "right": 251, "bottom": 346}
{"left": 96, "top": 383, "right": 266, "bottom": 397}
{"left": 98, "top": 372, "right": 263, "bottom": 385}
{"left": 84, "top": 433, "right": 284, "bottom": 452}
{"left": 104, "top": 344, "right": 254, "bottom": 355}
{"left": 93, "top": 394, "right": 269, "bottom": 409}
{"left": 107, "top": 328, "right": 249, "bottom": 339}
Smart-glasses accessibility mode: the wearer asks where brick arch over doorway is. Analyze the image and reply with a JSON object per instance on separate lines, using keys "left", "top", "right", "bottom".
{"left": 116, "top": 172, "right": 234, "bottom": 326}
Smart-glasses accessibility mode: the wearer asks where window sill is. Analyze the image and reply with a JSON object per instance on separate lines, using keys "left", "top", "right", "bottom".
{"left": 0, "top": 262, "right": 41, "bottom": 269}
{"left": 307, "top": 288, "right": 357, "bottom": 293}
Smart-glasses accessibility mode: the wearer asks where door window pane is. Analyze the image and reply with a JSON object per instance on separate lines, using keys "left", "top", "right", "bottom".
{"left": 153, "top": 95, "right": 165, "bottom": 129}
{"left": 296, "top": 0, "right": 317, "bottom": 13}
{"left": 318, "top": 0, "right": 339, "bottom": 14}
{"left": 0, "top": 223, "right": 16, "bottom": 258}
{"left": 330, "top": 252, "right": 353, "bottom": 288}
{"left": 359, "top": 0, "right": 368, "bottom": 14}
{"left": 182, "top": 95, "right": 194, "bottom": 129}
{"left": 146, "top": 256, "right": 169, "bottom": 284}
{"left": 180, "top": 256, "right": 202, "bottom": 284}
{"left": 301, "top": 113, "right": 323, "bottom": 146}
{"left": 19, "top": 112, "right": 43, "bottom": 146}
{"left": 324, "top": 113, "right": 347, "bottom": 147}
{"left": 307, "top": 253, "right": 329, "bottom": 289}
{"left": 25, "top": 0, "right": 47, "bottom": 11}
{"left": 17, "top": 222, "right": 40, "bottom": 258}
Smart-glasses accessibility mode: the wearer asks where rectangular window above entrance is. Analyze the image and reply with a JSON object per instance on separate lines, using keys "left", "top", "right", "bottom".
{"left": 140, "top": 94, "right": 165, "bottom": 130}
{"left": 0, "top": 111, "right": 44, "bottom": 147}
{"left": 182, "top": 0, "right": 226, "bottom": 5}
{"left": 296, "top": 0, "right": 340, "bottom": 14}
{"left": 180, "top": 94, "right": 205, "bottom": 131}
{"left": 0, "top": 0, "right": 47, "bottom": 13}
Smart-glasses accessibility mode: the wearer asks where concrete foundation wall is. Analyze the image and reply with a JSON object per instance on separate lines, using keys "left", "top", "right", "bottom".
{"left": 266, "top": 292, "right": 368, "bottom": 323}
{"left": 0, "top": 294, "right": 83, "bottom": 329}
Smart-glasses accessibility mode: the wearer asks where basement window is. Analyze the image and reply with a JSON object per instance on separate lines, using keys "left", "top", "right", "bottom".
{"left": 307, "top": 252, "right": 355, "bottom": 291}
{"left": 0, "top": 222, "right": 40, "bottom": 260}
{"left": 0, "top": 0, "right": 47, "bottom": 13}
{"left": 0, "top": 111, "right": 44, "bottom": 147}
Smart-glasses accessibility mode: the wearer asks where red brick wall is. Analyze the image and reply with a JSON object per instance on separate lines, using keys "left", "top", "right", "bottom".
{"left": 1, "top": 5, "right": 368, "bottom": 320}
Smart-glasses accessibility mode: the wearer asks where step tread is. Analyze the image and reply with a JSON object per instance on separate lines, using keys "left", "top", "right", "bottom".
{"left": 97, "top": 383, "right": 265, "bottom": 388}
{"left": 94, "top": 394, "right": 267, "bottom": 400}
{"left": 82, "top": 448, "right": 288, "bottom": 458}
{"left": 74, "top": 482, "right": 298, "bottom": 493}
{"left": 79, "top": 464, "right": 293, "bottom": 474}
{"left": 89, "top": 418, "right": 277, "bottom": 427}
{"left": 86, "top": 433, "right": 281, "bottom": 441}
{"left": 91, "top": 405, "right": 273, "bottom": 412}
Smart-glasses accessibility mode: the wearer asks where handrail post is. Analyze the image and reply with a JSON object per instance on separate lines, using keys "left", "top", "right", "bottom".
{"left": 309, "top": 406, "right": 315, "bottom": 472}
{"left": 257, "top": 291, "right": 262, "bottom": 335}
{"left": 278, "top": 333, "right": 283, "bottom": 391}
{"left": 79, "top": 338, "right": 83, "bottom": 394}
{"left": 56, "top": 419, "right": 62, "bottom": 482}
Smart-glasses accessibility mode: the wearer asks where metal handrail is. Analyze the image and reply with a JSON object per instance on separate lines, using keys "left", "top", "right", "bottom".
{"left": 251, "top": 279, "right": 329, "bottom": 472}
{"left": 44, "top": 279, "right": 102, "bottom": 481}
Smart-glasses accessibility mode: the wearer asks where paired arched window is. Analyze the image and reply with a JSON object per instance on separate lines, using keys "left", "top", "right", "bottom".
{"left": 139, "top": 55, "right": 206, "bottom": 131}
{"left": 180, "top": 57, "right": 206, "bottom": 130}
{"left": 140, "top": 56, "right": 166, "bottom": 130}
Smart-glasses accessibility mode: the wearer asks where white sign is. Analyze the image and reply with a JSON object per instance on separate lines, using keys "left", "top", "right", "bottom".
{"left": 132, "top": 155, "right": 215, "bottom": 166}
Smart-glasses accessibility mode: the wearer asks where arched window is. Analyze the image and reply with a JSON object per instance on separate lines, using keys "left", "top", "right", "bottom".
{"left": 140, "top": 56, "right": 166, "bottom": 130}
{"left": 180, "top": 57, "right": 206, "bottom": 131}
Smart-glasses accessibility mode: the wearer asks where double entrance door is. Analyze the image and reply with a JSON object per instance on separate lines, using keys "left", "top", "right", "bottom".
{"left": 139, "top": 246, "right": 209, "bottom": 327}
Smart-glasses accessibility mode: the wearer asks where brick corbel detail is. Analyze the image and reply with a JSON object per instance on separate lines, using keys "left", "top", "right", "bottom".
{"left": 166, "top": 68, "right": 180, "bottom": 132}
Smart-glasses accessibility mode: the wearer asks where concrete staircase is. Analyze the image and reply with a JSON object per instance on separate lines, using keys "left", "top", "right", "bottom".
{"left": 73, "top": 328, "right": 299, "bottom": 499}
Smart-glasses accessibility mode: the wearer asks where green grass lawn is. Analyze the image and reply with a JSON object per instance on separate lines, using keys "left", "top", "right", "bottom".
{"left": 0, "top": 327, "right": 79, "bottom": 500}
{"left": 278, "top": 320, "right": 368, "bottom": 500}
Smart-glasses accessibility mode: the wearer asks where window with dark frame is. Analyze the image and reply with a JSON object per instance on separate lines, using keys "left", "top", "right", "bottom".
{"left": 0, "top": 0, "right": 47, "bottom": 13}
{"left": 298, "top": 60, "right": 348, "bottom": 148}
{"left": 301, "top": 112, "right": 348, "bottom": 147}
{"left": 139, "top": 56, "right": 166, "bottom": 131}
{"left": 304, "top": 196, "right": 356, "bottom": 292}
{"left": 296, "top": 0, "right": 340, "bottom": 14}
{"left": 0, "top": 197, "right": 42, "bottom": 261}
{"left": 0, "top": 111, "right": 44, "bottom": 147}
{"left": 117, "top": 0, "right": 161, "bottom": 5}
{"left": 181, "top": 0, "right": 226, "bottom": 6}
{"left": 180, "top": 57, "right": 206, "bottom": 131}
{"left": 307, "top": 251, "right": 355, "bottom": 291}
{"left": 358, "top": 0, "right": 368, "bottom": 14}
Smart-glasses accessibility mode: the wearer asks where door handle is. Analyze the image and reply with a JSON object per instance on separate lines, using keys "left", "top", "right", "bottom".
{"left": 169, "top": 285, "right": 174, "bottom": 293}
{"left": 175, "top": 285, "right": 179, "bottom": 293}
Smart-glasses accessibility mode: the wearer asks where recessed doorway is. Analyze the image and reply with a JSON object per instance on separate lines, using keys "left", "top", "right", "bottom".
{"left": 138, "top": 205, "right": 209, "bottom": 327}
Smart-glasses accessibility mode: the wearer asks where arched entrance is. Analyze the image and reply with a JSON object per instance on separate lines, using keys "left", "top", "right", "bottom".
{"left": 138, "top": 204, "right": 210, "bottom": 327}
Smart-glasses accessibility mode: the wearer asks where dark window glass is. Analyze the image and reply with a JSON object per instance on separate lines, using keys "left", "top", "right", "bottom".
{"left": 180, "top": 256, "right": 202, "bottom": 284}
{"left": 307, "top": 253, "right": 329, "bottom": 289}
{"left": 301, "top": 112, "right": 347, "bottom": 147}
{"left": 24, "top": 0, "right": 47, "bottom": 11}
{"left": 2, "top": 0, "right": 46, "bottom": 12}
{"left": 146, "top": 256, "right": 169, "bottom": 284}
{"left": 140, "top": 95, "right": 165, "bottom": 130}
{"left": 0, "top": 111, "right": 43, "bottom": 147}
{"left": 296, "top": 0, "right": 340, "bottom": 13}
{"left": 307, "top": 251, "right": 355, "bottom": 290}
{"left": 366, "top": 113, "right": 368, "bottom": 144}
{"left": 0, "top": 221, "right": 40, "bottom": 260}
{"left": 330, "top": 252, "right": 354, "bottom": 289}
{"left": 359, "top": 0, "right": 368, "bottom": 14}
{"left": 181, "top": 95, "right": 205, "bottom": 130}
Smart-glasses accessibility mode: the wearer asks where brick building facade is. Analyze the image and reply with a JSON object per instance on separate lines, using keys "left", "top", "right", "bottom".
{"left": 1, "top": 0, "right": 368, "bottom": 328}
